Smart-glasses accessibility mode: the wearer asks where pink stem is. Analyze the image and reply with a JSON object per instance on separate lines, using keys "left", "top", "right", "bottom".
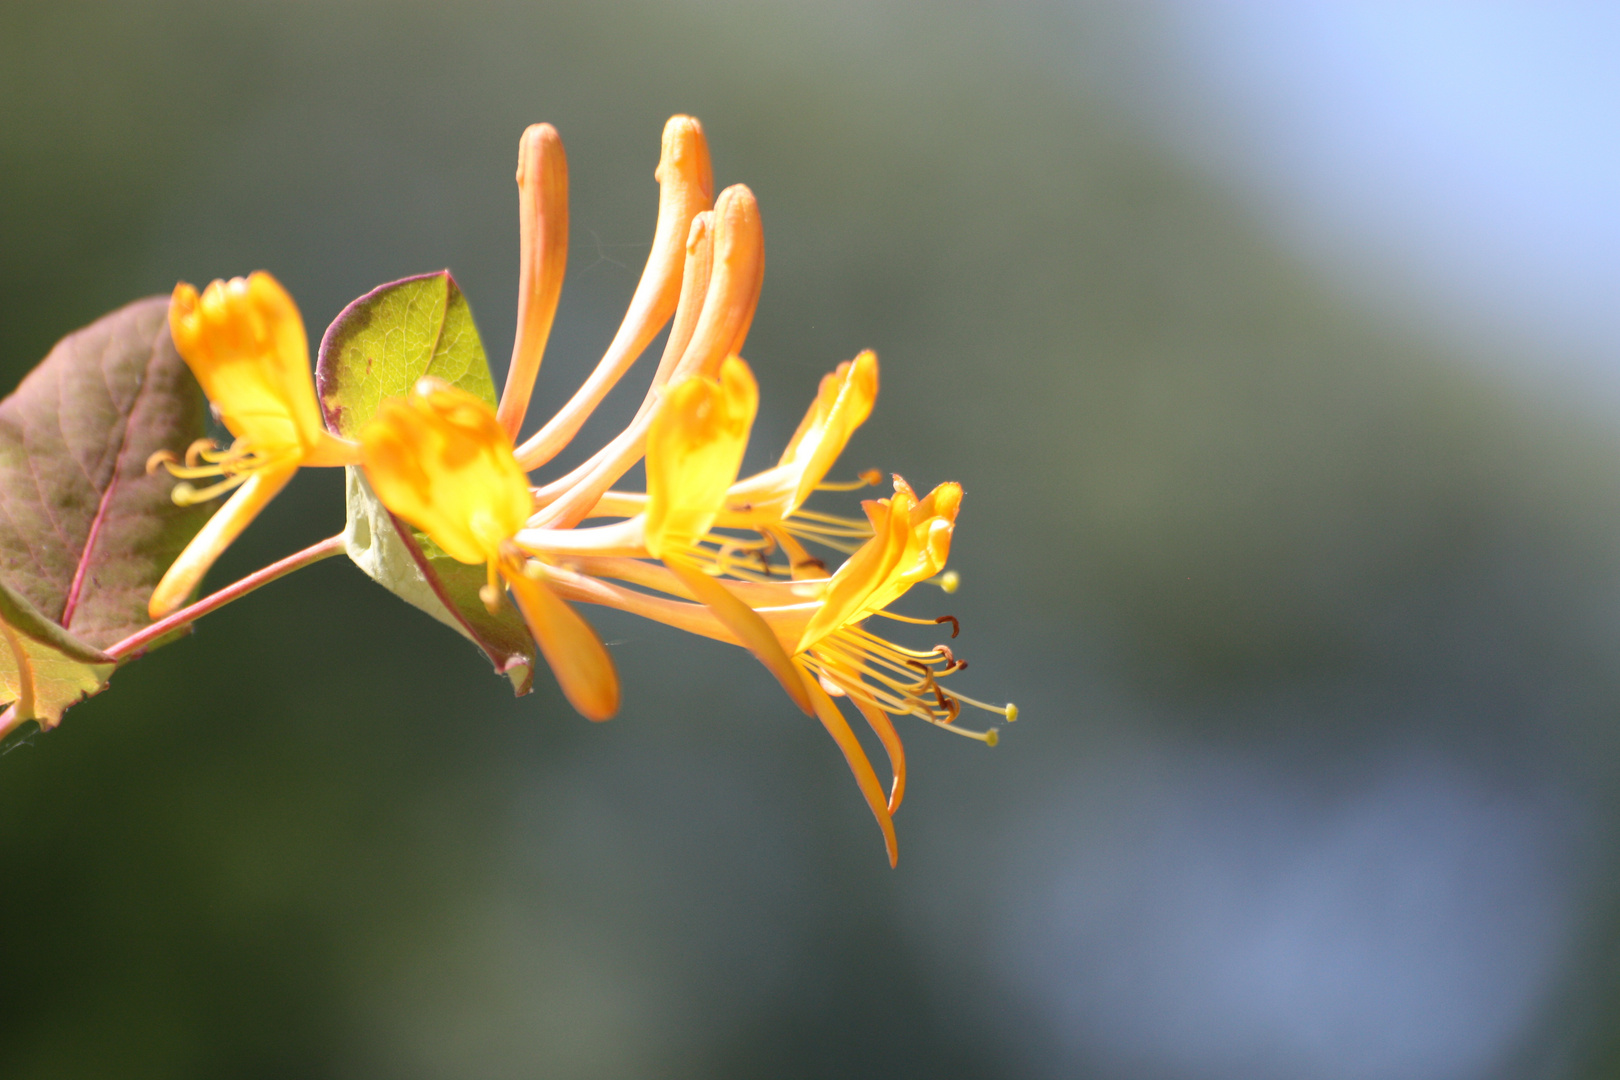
{"left": 105, "top": 533, "right": 346, "bottom": 661}
{"left": 0, "top": 533, "right": 346, "bottom": 741}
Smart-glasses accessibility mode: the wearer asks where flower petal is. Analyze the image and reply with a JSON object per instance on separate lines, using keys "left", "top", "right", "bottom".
{"left": 505, "top": 564, "right": 620, "bottom": 721}
{"left": 644, "top": 356, "right": 757, "bottom": 558}
{"left": 801, "top": 662, "right": 899, "bottom": 867}
{"left": 148, "top": 462, "right": 299, "bottom": 618}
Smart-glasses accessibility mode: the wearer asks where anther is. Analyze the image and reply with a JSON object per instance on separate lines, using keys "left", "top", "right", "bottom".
{"left": 1006, "top": 703, "right": 1019, "bottom": 723}
{"left": 938, "top": 570, "right": 959, "bottom": 594}
{"left": 146, "top": 449, "right": 179, "bottom": 475}
{"left": 935, "top": 614, "right": 960, "bottom": 638}
{"left": 479, "top": 583, "right": 504, "bottom": 613}
{"left": 184, "top": 437, "right": 218, "bottom": 469}
{"left": 984, "top": 729, "right": 999, "bottom": 747}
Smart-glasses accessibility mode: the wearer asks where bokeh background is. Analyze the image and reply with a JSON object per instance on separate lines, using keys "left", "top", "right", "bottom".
{"left": 4, "top": 2, "right": 1620, "bottom": 1077}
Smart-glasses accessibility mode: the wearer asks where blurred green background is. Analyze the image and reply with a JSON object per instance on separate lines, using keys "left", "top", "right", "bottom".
{"left": 5, "top": 2, "right": 1620, "bottom": 1077}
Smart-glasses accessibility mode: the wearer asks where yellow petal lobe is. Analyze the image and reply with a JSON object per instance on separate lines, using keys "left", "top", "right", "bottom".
{"left": 358, "top": 379, "right": 532, "bottom": 566}
{"left": 147, "top": 463, "right": 299, "bottom": 619}
{"left": 797, "top": 477, "right": 961, "bottom": 651}
{"left": 644, "top": 355, "right": 758, "bottom": 558}
{"left": 168, "top": 272, "right": 338, "bottom": 462}
{"left": 505, "top": 564, "right": 621, "bottom": 721}
{"left": 801, "top": 663, "right": 899, "bottom": 867}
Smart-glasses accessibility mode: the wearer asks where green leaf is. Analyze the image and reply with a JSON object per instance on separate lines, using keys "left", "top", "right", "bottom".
{"left": 0, "top": 295, "right": 210, "bottom": 650}
{"left": 317, "top": 271, "right": 534, "bottom": 695}
{"left": 0, "top": 577, "right": 115, "bottom": 730}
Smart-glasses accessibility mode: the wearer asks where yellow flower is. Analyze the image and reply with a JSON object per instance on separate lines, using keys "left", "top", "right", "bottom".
{"left": 722, "top": 349, "right": 880, "bottom": 527}
{"left": 148, "top": 272, "right": 361, "bottom": 617}
{"left": 796, "top": 476, "right": 959, "bottom": 651}
{"left": 643, "top": 357, "right": 758, "bottom": 559}
{"left": 477, "top": 112, "right": 1014, "bottom": 863}
{"left": 493, "top": 116, "right": 1012, "bottom": 867}
{"left": 150, "top": 114, "right": 1010, "bottom": 868}
{"left": 360, "top": 378, "right": 619, "bottom": 722}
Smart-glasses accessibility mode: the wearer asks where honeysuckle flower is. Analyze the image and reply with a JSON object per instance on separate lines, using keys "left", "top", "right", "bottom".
{"left": 522, "top": 471, "right": 1011, "bottom": 867}
{"left": 512, "top": 349, "right": 1005, "bottom": 865}
{"left": 147, "top": 272, "right": 361, "bottom": 617}
{"left": 473, "top": 110, "right": 1016, "bottom": 860}
{"left": 360, "top": 377, "right": 619, "bottom": 722}
{"left": 142, "top": 112, "right": 1010, "bottom": 868}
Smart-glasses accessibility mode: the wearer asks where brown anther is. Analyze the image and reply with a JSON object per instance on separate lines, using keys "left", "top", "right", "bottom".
{"left": 935, "top": 645, "right": 956, "bottom": 665}
{"left": 859, "top": 469, "right": 882, "bottom": 486}
{"left": 793, "top": 557, "right": 828, "bottom": 575}
{"left": 146, "top": 449, "right": 179, "bottom": 475}
{"left": 935, "top": 614, "right": 960, "bottom": 638}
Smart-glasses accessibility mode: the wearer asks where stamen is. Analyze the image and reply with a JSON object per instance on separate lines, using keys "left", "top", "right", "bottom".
{"left": 171, "top": 473, "right": 251, "bottom": 506}
{"left": 936, "top": 721, "right": 998, "bottom": 745}
{"left": 845, "top": 626, "right": 948, "bottom": 661}
{"left": 939, "top": 689, "right": 1018, "bottom": 721}
{"left": 778, "top": 529, "right": 865, "bottom": 556}
{"left": 786, "top": 508, "right": 874, "bottom": 530}
{"left": 814, "top": 469, "right": 883, "bottom": 492}
{"left": 871, "top": 610, "right": 946, "bottom": 629}
{"left": 184, "top": 437, "right": 219, "bottom": 468}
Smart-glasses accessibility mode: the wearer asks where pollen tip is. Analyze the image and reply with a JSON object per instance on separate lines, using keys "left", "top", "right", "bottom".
{"left": 859, "top": 468, "right": 882, "bottom": 486}
{"left": 1005, "top": 703, "right": 1019, "bottom": 723}
{"left": 939, "top": 570, "right": 960, "bottom": 594}
{"left": 984, "top": 728, "right": 1000, "bottom": 748}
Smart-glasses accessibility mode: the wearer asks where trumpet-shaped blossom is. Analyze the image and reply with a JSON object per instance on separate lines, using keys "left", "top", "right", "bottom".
{"left": 147, "top": 272, "right": 360, "bottom": 617}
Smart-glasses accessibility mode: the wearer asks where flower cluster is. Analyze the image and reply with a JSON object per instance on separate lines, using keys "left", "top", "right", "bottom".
{"left": 148, "top": 115, "right": 1013, "bottom": 864}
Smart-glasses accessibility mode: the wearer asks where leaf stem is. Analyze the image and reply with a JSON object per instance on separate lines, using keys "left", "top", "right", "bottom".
{"left": 106, "top": 532, "right": 347, "bottom": 661}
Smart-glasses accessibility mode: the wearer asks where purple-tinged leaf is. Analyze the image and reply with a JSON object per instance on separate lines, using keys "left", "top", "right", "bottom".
{"left": 0, "top": 578, "right": 115, "bottom": 732}
{"left": 0, "top": 296, "right": 209, "bottom": 651}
